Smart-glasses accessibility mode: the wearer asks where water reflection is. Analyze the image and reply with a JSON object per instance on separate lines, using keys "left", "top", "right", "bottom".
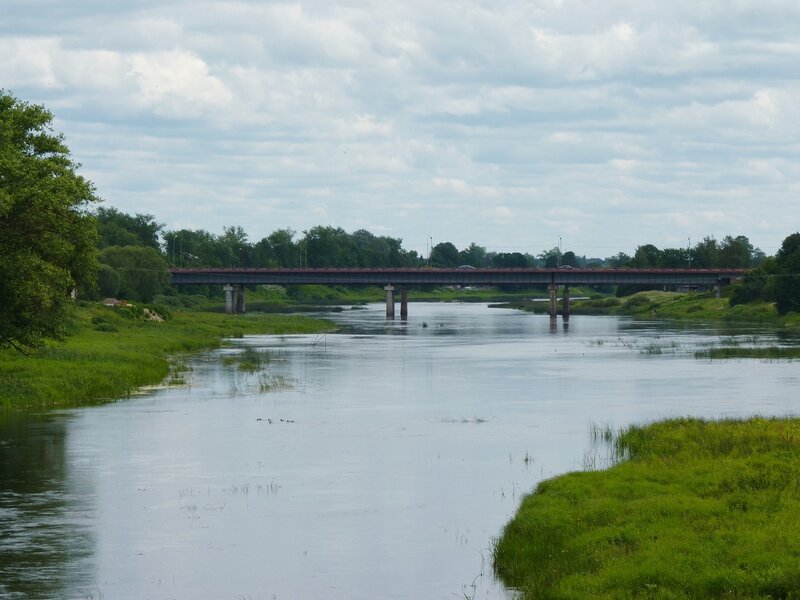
{"left": 2, "top": 304, "right": 800, "bottom": 599}
{"left": 0, "top": 414, "right": 94, "bottom": 599}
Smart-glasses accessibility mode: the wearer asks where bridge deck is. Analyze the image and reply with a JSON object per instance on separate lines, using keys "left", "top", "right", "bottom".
{"left": 170, "top": 267, "right": 746, "bottom": 287}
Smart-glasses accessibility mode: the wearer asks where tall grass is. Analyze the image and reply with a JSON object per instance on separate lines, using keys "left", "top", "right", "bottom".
{"left": 0, "top": 304, "right": 333, "bottom": 410}
{"left": 493, "top": 417, "right": 800, "bottom": 599}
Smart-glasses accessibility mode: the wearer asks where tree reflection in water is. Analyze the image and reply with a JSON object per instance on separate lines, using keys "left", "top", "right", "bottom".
{"left": 0, "top": 414, "right": 94, "bottom": 599}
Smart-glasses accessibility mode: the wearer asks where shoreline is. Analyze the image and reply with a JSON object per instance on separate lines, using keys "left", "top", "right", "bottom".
{"left": 493, "top": 416, "right": 800, "bottom": 598}
{"left": 0, "top": 303, "right": 334, "bottom": 411}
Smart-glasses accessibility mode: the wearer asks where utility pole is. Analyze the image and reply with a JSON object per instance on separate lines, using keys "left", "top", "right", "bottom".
{"left": 687, "top": 237, "right": 692, "bottom": 269}
{"left": 558, "top": 236, "right": 562, "bottom": 267}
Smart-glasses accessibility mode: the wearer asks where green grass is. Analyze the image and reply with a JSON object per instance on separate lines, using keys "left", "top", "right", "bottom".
{"left": 696, "top": 346, "right": 800, "bottom": 360}
{"left": 493, "top": 417, "right": 800, "bottom": 599}
{"left": 0, "top": 303, "right": 333, "bottom": 410}
{"left": 502, "top": 289, "right": 800, "bottom": 329}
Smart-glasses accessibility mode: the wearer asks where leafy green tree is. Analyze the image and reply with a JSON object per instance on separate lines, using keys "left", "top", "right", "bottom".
{"left": 96, "top": 263, "right": 121, "bottom": 298}
{"left": 633, "top": 244, "right": 663, "bottom": 268}
{"left": 303, "top": 226, "right": 353, "bottom": 267}
{"left": 351, "top": 229, "right": 391, "bottom": 266}
{"left": 730, "top": 258, "right": 776, "bottom": 306}
{"left": 99, "top": 246, "right": 168, "bottom": 302}
{"left": 163, "top": 228, "right": 218, "bottom": 267}
{"left": 608, "top": 252, "right": 632, "bottom": 268}
{"left": 0, "top": 91, "right": 99, "bottom": 351}
{"left": 539, "top": 248, "right": 561, "bottom": 268}
{"left": 660, "top": 247, "right": 688, "bottom": 268}
{"left": 96, "top": 207, "right": 163, "bottom": 250}
{"left": 691, "top": 237, "right": 719, "bottom": 268}
{"left": 774, "top": 233, "right": 800, "bottom": 315}
{"left": 458, "top": 243, "right": 487, "bottom": 267}
{"left": 215, "top": 225, "right": 252, "bottom": 267}
{"left": 430, "top": 242, "right": 459, "bottom": 267}
{"left": 719, "top": 235, "right": 754, "bottom": 268}
{"left": 561, "top": 251, "right": 577, "bottom": 267}
{"left": 492, "top": 252, "right": 530, "bottom": 267}
{"left": 256, "top": 229, "right": 300, "bottom": 268}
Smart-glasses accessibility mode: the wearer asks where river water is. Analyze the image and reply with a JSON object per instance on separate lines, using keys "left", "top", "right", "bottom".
{"left": 2, "top": 303, "right": 799, "bottom": 599}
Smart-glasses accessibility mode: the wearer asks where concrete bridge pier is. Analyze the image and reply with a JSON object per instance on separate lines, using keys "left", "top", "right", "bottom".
{"left": 224, "top": 285, "right": 235, "bottom": 314}
{"left": 384, "top": 284, "right": 395, "bottom": 319}
{"left": 549, "top": 283, "right": 558, "bottom": 320}
{"left": 400, "top": 288, "right": 408, "bottom": 320}
{"left": 224, "top": 284, "right": 246, "bottom": 314}
{"left": 562, "top": 285, "right": 570, "bottom": 321}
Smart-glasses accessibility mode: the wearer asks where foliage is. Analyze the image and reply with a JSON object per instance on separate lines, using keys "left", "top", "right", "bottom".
{"left": 96, "top": 263, "right": 120, "bottom": 298}
{"left": 99, "top": 245, "right": 169, "bottom": 302}
{"left": 0, "top": 303, "right": 333, "bottom": 409}
{"left": 430, "top": 241, "right": 459, "bottom": 267}
{"left": 95, "top": 206, "right": 163, "bottom": 250}
{"left": 774, "top": 233, "right": 800, "bottom": 315}
{"left": 0, "top": 91, "right": 99, "bottom": 352}
{"left": 494, "top": 417, "right": 800, "bottom": 599}
{"left": 729, "top": 258, "right": 776, "bottom": 306}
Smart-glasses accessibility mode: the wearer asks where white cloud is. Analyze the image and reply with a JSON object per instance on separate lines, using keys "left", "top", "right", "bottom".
{"left": 2, "top": 0, "right": 799, "bottom": 254}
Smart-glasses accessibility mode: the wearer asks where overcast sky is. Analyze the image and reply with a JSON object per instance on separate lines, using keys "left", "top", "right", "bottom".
{"left": 3, "top": 1, "right": 799, "bottom": 257}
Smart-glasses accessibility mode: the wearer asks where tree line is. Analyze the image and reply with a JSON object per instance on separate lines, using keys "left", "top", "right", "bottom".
{"left": 1, "top": 89, "right": 797, "bottom": 353}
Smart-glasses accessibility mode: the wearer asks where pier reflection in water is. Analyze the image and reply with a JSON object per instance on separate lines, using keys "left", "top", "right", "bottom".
{"left": 2, "top": 303, "right": 799, "bottom": 599}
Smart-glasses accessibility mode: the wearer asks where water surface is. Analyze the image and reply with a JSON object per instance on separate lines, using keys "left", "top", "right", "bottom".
{"left": 2, "top": 303, "right": 799, "bottom": 599}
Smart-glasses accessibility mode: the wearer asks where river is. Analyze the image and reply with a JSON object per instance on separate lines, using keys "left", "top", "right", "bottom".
{"left": 2, "top": 303, "right": 799, "bottom": 599}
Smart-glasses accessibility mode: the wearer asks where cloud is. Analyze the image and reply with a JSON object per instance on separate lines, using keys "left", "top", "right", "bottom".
{"left": 2, "top": 0, "right": 799, "bottom": 256}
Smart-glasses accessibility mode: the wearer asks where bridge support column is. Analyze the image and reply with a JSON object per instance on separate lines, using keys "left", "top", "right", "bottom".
{"left": 236, "top": 285, "right": 246, "bottom": 314}
{"left": 400, "top": 288, "right": 408, "bottom": 320}
{"left": 562, "top": 285, "right": 570, "bottom": 321}
{"left": 549, "top": 283, "right": 558, "bottom": 320}
{"left": 384, "top": 284, "right": 395, "bottom": 319}
{"left": 224, "top": 285, "right": 235, "bottom": 314}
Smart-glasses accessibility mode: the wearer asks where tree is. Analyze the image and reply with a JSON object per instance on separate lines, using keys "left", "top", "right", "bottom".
{"left": 774, "top": 233, "right": 800, "bottom": 315}
{"left": 492, "top": 252, "right": 530, "bottom": 267}
{"left": 0, "top": 91, "right": 99, "bottom": 351}
{"left": 430, "top": 242, "right": 459, "bottom": 267}
{"left": 458, "top": 243, "right": 487, "bottom": 267}
{"left": 538, "top": 247, "right": 561, "bottom": 268}
{"left": 561, "top": 251, "right": 577, "bottom": 268}
{"left": 719, "top": 235, "right": 754, "bottom": 268}
{"left": 633, "top": 244, "right": 663, "bottom": 268}
{"left": 99, "top": 246, "right": 169, "bottom": 302}
{"left": 96, "top": 207, "right": 163, "bottom": 250}
{"left": 691, "top": 237, "right": 719, "bottom": 268}
{"left": 303, "top": 226, "right": 352, "bottom": 267}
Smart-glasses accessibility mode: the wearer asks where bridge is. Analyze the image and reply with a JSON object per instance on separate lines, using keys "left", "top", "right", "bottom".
{"left": 169, "top": 267, "right": 747, "bottom": 319}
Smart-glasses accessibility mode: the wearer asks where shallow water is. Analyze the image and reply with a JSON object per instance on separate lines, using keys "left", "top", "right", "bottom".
{"left": 2, "top": 303, "right": 799, "bottom": 599}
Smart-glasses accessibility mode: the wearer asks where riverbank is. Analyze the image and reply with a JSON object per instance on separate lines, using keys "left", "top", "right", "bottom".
{"left": 493, "top": 417, "right": 800, "bottom": 599}
{"left": 0, "top": 303, "right": 333, "bottom": 410}
{"left": 498, "top": 290, "right": 800, "bottom": 327}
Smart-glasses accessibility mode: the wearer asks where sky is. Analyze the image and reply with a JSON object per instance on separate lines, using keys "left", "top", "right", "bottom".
{"left": 3, "top": 1, "right": 800, "bottom": 257}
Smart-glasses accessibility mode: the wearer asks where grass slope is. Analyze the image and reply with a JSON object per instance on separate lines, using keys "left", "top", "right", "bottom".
{"left": 0, "top": 303, "right": 333, "bottom": 410}
{"left": 493, "top": 418, "right": 800, "bottom": 599}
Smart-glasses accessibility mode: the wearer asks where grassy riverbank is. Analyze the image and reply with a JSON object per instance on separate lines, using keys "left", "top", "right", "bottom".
{"left": 493, "top": 417, "right": 800, "bottom": 599}
{"left": 501, "top": 290, "right": 800, "bottom": 327}
{"left": 0, "top": 303, "right": 333, "bottom": 410}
